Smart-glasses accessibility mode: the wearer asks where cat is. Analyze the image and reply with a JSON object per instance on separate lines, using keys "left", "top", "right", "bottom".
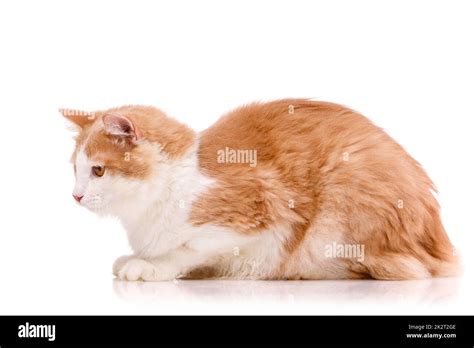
{"left": 61, "top": 99, "right": 459, "bottom": 281}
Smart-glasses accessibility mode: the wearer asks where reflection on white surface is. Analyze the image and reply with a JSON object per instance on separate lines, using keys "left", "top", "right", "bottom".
{"left": 113, "top": 277, "right": 461, "bottom": 306}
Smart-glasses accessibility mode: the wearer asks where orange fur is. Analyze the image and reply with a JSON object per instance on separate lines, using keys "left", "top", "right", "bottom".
{"left": 62, "top": 99, "right": 459, "bottom": 280}
{"left": 191, "top": 99, "right": 459, "bottom": 279}
{"left": 61, "top": 105, "right": 196, "bottom": 180}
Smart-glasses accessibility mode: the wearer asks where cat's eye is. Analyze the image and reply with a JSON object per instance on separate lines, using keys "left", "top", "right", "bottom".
{"left": 92, "top": 165, "right": 106, "bottom": 177}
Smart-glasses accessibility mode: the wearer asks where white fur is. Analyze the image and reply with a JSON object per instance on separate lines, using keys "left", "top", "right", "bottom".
{"left": 74, "top": 138, "right": 288, "bottom": 281}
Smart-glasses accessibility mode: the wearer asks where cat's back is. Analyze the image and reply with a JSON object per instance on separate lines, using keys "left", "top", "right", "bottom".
{"left": 192, "top": 99, "right": 457, "bottom": 280}
{"left": 198, "top": 98, "right": 387, "bottom": 174}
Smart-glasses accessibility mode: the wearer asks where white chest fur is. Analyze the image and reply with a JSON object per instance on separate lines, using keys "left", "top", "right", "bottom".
{"left": 115, "top": 144, "right": 289, "bottom": 279}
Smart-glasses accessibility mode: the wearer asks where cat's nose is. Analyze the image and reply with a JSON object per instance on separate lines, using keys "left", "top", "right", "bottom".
{"left": 73, "top": 194, "right": 83, "bottom": 203}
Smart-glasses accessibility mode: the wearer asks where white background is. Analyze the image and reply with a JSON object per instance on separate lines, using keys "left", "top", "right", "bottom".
{"left": 0, "top": 0, "right": 472, "bottom": 314}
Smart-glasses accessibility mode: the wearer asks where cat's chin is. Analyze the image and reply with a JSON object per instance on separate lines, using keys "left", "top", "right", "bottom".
{"left": 80, "top": 202, "right": 108, "bottom": 216}
{"left": 85, "top": 201, "right": 127, "bottom": 219}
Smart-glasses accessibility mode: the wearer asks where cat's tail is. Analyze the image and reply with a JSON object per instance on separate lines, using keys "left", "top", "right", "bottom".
{"left": 422, "top": 208, "right": 461, "bottom": 278}
{"left": 359, "top": 209, "right": 461, "bottom": 280}
{"left": 360, "top": 252, "right": 460, "bottom": 280}
{"left": 432, "top": 256, "right": 461, "bottom": 278}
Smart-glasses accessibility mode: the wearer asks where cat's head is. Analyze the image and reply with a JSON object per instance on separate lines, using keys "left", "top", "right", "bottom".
{"left": 61, "top": 105, "right": 196, "bottom": 216}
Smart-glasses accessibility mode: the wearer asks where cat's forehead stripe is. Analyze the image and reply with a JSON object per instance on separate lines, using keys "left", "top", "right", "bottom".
{"left": 74, "top": 125, "right": 153, "bottom": 179}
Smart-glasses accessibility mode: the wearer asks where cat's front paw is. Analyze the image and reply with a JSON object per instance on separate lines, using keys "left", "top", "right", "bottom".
{"left": 117, "top": 258, "right": 180, "bottom": 281}
{"left": 113, "top": 255, "right": 134, "bottom": 276}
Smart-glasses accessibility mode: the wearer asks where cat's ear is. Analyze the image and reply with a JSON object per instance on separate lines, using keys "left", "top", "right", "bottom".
{"left": 59, "top": 108, "right": 96, "bottom": 129}
{"left": 103, "top": 114, "right": 141, "bottom": 140}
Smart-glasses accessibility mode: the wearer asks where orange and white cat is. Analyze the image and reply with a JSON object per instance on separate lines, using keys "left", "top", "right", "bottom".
{"left": 61, "top": 99, "right": 459, "bottom": 281}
